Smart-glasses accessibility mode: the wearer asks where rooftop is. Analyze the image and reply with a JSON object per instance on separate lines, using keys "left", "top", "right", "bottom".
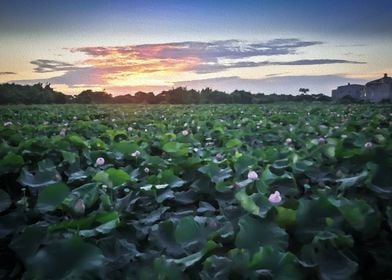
{"left": 366, "top": 73, "right": 392, "bottom": 85}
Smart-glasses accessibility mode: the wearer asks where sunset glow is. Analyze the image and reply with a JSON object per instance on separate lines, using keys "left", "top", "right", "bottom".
{"left": 1, "top": 0, "right": 392, "bottom": 95}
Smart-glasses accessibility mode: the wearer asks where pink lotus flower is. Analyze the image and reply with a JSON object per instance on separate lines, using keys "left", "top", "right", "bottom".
{"left": 73, "top": 199, "right": 85, "bottom": 215}
{"left": 247, "top": 171, "right": 259, "bottom": 181}
{"left": 268, "top": 191, "right": 282, "bottom": 204}
{"left": 95, "top": 157, "right": 105, "bottom": 166}
{"left": 131, "top": 150, "right": 141, "bottom": 157}
{"left": 285, "top": 138, "right": 292, "bottom": 145}
{"left": 215, "top": 153, "right": 224, "bottom": 161}
{"left": 364, "top": 142, "right": 373, "bottom": 149}
{"left": 318, "top": 137, "right": 326, "bottom": 144}
{"left": 59, "top": 128, "right": 66, "bottom": 137}
{"left": 127, "top": 127, "right": 133, "bottom": 132}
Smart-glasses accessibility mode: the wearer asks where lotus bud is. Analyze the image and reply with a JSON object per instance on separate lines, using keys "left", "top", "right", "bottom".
{"left": 318, "top": 137, "right": 326, "bottom": 144}
{"left": 268, "top": 191, "right": 282, "bottom": 204}
{"left": 73, "top": 199, "right": 85, "bottom": 215}
{"left": 247, "top": 170, "right": 259, "bottom": 181}
{"left": 59, "top": 128, "right": 66, "bottom": 137}
{"left": 95, "top": 157, "right": 105, "bottom": 166}
{"left": 215, "top": 153, "right": 224, "bottom": 161}
{"left": 364, "top": 142, "right": 373, "bottom": 149}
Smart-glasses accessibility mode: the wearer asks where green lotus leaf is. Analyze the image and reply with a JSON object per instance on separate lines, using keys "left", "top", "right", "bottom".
{"left": 0, "top": 189, "right": 11, "bottom": 212}
{"left": 235, "top": 214, "right": 288, "bottom": 252}
{"left": 36, "top": 182, "right": 70, "bottom": 212}
{"left": 25, "top": 237, "right": 104, "bottom": 279}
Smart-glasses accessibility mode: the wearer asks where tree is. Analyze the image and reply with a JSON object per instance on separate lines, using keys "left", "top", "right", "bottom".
{"left": 74, "top": 90, "right": 112, "bottom": 104}
{"left": 231, "top": 90, "right": 253, "bottom": 104}
{"left": 299, "top": 88, "right": 310, "bottom": 94}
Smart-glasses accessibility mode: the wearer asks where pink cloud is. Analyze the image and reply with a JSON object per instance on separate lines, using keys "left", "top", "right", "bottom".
{"left": 10, "top": 39, "right": 366, "bottom": 94}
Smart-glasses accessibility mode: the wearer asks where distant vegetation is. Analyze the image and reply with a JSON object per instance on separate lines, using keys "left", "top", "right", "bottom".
{"left": 0, "top": 83, "right": 333, "bottom": 105}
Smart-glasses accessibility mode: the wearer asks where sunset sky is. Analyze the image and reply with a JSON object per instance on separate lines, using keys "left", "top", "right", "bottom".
{"left": 1, "top": 0, "right": 392, "bottom": 95}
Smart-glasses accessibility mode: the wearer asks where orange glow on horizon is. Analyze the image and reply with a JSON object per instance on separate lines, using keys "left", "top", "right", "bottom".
{"left": 76, "top": 45, "right": 202, "bottom": 87}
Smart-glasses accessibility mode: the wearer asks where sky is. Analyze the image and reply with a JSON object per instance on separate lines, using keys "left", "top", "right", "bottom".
{"left": 1, "top": 0, "right": 392, "bottom": 95}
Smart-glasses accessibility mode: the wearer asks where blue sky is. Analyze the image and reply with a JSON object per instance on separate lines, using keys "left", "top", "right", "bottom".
{"left": 1, "top": 0, "right": 392, "bottom": 95}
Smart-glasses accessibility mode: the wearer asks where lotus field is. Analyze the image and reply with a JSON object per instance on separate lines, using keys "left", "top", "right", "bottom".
{"left": 0, "top": 104, "right": 391, "bottom": 279}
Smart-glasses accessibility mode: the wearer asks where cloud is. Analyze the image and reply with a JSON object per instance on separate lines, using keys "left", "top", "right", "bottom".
{"left": 12, "top": 38, "right": 368, "bottom": 94}
{"left": 30, "top": 59, "right": 81, "bottom": 73}
{"left": 174, "top": 75, "right": 368, "bottom": 95}
{"left": 69, "top": 38, "right": 324, "bottom": 76}
{"left": 12, "top": 73, "right": 368, "bottom": 96}
{"left": 0, "top": 71, "right": 16, "bottom": 75}
{"left": 13, "top": 67, "right": 103, "bottom": 87}
{"left": 275, "top": 59, "right": 365, "bottom": 65}
{"left": 73, "top": 38, "right": 322, "bottom": 61}
{"left": 71, "top": 40, "right": 365, "bottom": 76}
{"left": 194, "top": 59, "right": 366, "bottom": 73}
{"left": 15, "top": 38, "right": 324, "bottom": 87}
{"left": 265, "top": 72, "right": 290, "bottom": 77}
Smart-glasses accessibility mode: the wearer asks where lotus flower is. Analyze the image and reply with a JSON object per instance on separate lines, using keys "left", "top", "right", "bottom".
{"left": 95, "top": 157, "right": 105, "bottom": 166}
{"left": 268, "top": 191, "right": 282, "bottom": 204}
{"left": 127, "top": 126, "right": 133, "bottom": 132}
{"left": 318, "top": 137, "right": 326, "bottom": 144}
{"left": 59, "top": 128, "right": 66, "bottom": 137}
{"left": 132, "top": 150, "right": 141, "bottom": 157}
{"left": 364, "top": 142, "right": 373, "bottom": 149}
{"left": 182, "top": 130, "right": 189, "bottom": 136}
{"left": 3, "top": 121, "right": 12, "bottom": 126}
{"left": 285, "top": 138, "right": 292, "bottom": 145}
{"left": 73, "top": 199, "right": 85, "bottom": 215}
{"left": 247, "top": 171, "right": 259, "bottom": 181}
{"left": 144, "top": 167, "right": 150, "bottom": 173}
{"left": 215, "top": 153, "right": 224, "bottom": 161}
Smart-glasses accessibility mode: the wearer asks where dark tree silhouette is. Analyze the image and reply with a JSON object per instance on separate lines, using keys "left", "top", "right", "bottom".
{"left": 0, "top": 83, "right": 333, "bottom": 105}
{"left": 299, "top": 88, "right": 310, "bottom": 94}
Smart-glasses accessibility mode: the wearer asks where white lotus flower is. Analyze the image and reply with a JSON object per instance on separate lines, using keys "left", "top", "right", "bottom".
{"left": 132, "top": 150, "right": 141, "bottom": 157}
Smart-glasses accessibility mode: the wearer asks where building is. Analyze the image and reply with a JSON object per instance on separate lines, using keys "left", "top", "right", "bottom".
{"left": 362, "top": 73, "right": 392, "bottom": 102}
{"left": 332, "top": 74, "right": 392, "bottom": 102}
{"left": 331, "top": 83, "right": 364, "bottom": 100}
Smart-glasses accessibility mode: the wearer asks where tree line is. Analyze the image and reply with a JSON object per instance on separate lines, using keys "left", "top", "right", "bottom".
{"left": 0, "top": 83, "right": 332, "bottom": 105}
